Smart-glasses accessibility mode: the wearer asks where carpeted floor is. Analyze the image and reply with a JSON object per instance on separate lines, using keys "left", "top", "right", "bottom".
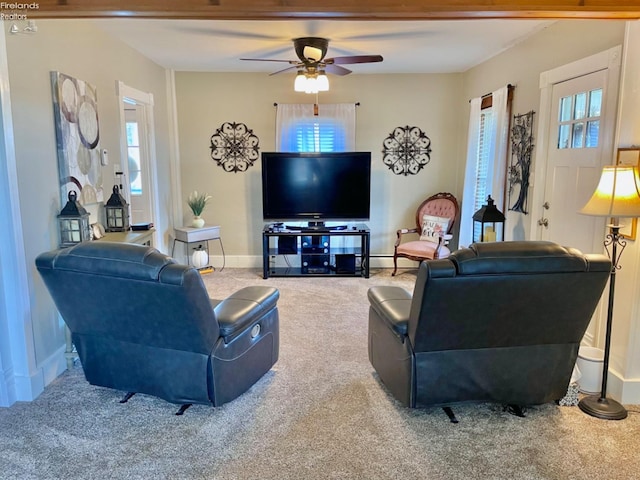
{"left": 1, "top": 268, "right": 639, "bottom": 479}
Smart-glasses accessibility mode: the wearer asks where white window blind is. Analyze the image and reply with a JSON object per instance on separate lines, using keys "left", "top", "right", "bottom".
{"left": 289, "top": 118, "right": 347, "bottom": 152}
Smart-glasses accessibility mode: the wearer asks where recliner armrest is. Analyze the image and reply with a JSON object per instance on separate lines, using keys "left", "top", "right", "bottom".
{"left": 215, "top": 286, "right": 279, "bottom": 340}
{"left": 367, "top": 286, "right": 412, "bottom": 337}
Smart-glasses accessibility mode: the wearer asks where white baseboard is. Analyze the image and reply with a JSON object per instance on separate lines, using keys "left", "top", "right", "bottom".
{"left": 0, "top": 365, "right": 16, "bottom": 407}
{"left": 212, "top": 255, "right": 402, "bottom": 270}
{"left": 608, "top": 370, "right": 640, "bottom": 405}
{"left": 13, "top": 344, "right": 66, "bottom": 403}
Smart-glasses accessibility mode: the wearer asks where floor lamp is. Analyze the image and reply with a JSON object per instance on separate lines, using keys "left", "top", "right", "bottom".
{"left": 578, "top": 164, "right": 640, "bottom": 420}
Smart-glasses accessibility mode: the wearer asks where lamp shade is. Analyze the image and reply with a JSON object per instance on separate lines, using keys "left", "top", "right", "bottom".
{"left": 579, "top": 165, "right": 640, "bottom": 218}
{"left": 294, "top": 72, "right": 306, "bottom": 92}
{"left": 317, "top": 72, "right": 329, "bottom": 92}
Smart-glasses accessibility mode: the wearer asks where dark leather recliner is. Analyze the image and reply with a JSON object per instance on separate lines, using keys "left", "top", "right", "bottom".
{"left": 368, "top": 241, "right": 611, "bottom": 410}
{"left": 36, "top": 241, "right": 280, "bottom": 407}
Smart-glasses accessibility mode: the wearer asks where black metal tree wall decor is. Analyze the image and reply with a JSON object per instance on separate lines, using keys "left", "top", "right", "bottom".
{"left": 382, "top": 125, "right": 432, "bottom": 176}
{"left": 508, "top": 111, "right": 535, "bottom": 214}
{"left": 209, "top": 121, "right": 260, "bottom": 173}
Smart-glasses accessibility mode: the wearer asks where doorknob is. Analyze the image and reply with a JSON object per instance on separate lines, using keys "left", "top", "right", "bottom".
{"left": 543, "top": 202, "right": 550, "bottom": 210}
{"left": 538, "top": 217, "right": 549, "bottom": 228}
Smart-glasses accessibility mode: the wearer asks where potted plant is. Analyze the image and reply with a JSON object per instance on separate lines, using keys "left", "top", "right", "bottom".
{"left": 187, "top": 191, "right": 212, "bottom": 228}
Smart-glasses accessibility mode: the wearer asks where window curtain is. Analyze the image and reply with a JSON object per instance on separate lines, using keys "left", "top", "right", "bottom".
{"left": 275, "top": 103, "right": 356, "bottom": 152}
{"left": 458, "top": 85, "right": 510, "bottom": 247}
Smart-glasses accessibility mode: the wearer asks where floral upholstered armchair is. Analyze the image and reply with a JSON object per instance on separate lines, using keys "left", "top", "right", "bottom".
{"left": 392, "top": 192, "right": 459, "bottom": 276}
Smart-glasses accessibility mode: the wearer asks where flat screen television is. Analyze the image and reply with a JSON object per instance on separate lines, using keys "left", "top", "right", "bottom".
{"left": 261, "top": 152, "right": 371, "bottom": 224}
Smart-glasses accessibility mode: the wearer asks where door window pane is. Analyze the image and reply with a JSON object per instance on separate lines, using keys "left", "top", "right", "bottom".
{"left": 126, "top": 121, "right": 142, "bottom": 196}
{"left": 586, "top": 121, "right": 599, "bottom": 148}
{"left": 558, "top": 125, "right": 570, "bottom": 149}
{"left": 128, "top": 150, "right": 142, "bottom": 195}
{"left": 572, "top": 123, "right": 584, "bottom": 148}
{"left": 573, "top": 92, "right": 586, "bottom": 120}
{"left": 588, "top": 89, "right": 602, "bottom": 117}
{"left": 559, "top": 96, "right": 572, "bottom": 122}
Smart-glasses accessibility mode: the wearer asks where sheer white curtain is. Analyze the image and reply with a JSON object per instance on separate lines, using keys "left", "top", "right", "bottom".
{"left": 275, "top": 103, "right": 356, "bottom": 152}
{"left": 459, "top": 85, "right": 510, "bottom": 247}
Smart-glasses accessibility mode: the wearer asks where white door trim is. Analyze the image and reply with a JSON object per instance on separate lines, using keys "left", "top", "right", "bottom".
{"left": 530, "top": 45, "right": 623, "bottom": 240}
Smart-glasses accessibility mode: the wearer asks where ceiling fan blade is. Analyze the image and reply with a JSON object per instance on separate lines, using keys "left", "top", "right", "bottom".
{"left": 240, "top": 58, "right": 297, "bottom": 64}
{"left": 327, "top": 55, "right": 384, "bottom": 65}
{"left": 269, "top": 65, "right": 299, "bottom": 76}
{"left": 324, "top": 64, "right": 352, "bottom": 76}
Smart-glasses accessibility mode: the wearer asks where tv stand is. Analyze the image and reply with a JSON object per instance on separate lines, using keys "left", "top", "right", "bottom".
{"left": 263, "top": 223, "right": 370, "bottom": 278}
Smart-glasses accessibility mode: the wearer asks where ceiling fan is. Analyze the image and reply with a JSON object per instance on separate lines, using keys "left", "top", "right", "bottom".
{"left": 240, "top": 36, "right": 383, "bottom": 78}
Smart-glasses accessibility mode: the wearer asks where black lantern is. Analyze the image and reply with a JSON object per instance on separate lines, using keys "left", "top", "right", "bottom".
{"left": 57, "top": 190, "right": 91, "bottom": 247}
{"left": 472, "top": 195, "right": 505, "bottom": 242}
{"left": 105, "top": 185, "right": 130, "bottom": 232}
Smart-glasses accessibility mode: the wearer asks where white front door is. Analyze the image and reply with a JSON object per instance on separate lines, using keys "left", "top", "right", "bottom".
{"left": 532, "top": 46, "right": 622, "bottom": 346}
{"left": 539, "top": 69, "right": 609, "bottom": 254}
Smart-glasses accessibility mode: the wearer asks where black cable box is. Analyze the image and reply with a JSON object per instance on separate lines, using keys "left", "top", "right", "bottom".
{"left": 131, "top": 222, "right": 153, "bottom": 231}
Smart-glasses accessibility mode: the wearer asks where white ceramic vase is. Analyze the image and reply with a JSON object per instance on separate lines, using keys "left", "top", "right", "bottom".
{"left": 192, "top": 216, "right": 205, "bottom": 228}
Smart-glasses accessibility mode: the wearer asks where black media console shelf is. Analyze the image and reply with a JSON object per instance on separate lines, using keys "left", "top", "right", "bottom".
{"left": 262, "top": 223, "right": 370, "bottom": 279}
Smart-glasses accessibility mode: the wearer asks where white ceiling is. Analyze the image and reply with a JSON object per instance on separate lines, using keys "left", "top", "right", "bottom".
{"left": 93, "top": 19, "right": 554, "bottom": 74}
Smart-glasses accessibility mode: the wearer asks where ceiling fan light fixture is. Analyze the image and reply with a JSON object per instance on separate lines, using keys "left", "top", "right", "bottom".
{"left": 294, "top": 71, "right": 307, "bottom": 92}
{"left": 304, "top": 76, "right": 318, "bottom": 94}
{"left": 317, "top": 72, "right": 329, "bottom": 92}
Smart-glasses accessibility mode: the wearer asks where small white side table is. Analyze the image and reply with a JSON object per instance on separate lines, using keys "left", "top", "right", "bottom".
{"left": 172, "top": 225, "right": 225, "bottom": 270}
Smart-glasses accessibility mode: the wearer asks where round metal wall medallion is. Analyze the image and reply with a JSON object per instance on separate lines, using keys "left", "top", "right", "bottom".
{"left": 382, "top": 125, "right": 432, "bottom": 176}
{"left": 209, "top": 122, "right": 260, "bottom": 173}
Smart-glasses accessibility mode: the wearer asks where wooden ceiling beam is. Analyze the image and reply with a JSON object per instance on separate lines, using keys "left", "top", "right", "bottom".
{"left": 21, "top": 1, "right": 640, "bottom": 20}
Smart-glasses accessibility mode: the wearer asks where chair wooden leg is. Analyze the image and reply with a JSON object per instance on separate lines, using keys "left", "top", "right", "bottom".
{"left": 392, "top": 255, "right": 398, "bottom": 276}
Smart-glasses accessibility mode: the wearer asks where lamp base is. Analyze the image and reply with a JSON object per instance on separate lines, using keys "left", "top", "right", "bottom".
{"left": 578, "top": 394, "right": 628, "bottom": 420}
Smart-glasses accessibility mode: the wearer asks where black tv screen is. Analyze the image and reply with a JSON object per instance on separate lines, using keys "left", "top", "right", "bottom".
{"left": 261, "top": 152, "right": 371, "bottom": 222}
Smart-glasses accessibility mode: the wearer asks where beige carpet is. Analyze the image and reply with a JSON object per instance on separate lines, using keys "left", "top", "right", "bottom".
{"left": 1, "top": 267, "right": 639, "bottom": 479}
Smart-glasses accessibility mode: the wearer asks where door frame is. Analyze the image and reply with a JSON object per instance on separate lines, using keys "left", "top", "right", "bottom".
{"left": 530, "top": 45, "right": 622, "bottom": 243}
{"left": 116, "top": 81, "right": 160, "bottom": 247}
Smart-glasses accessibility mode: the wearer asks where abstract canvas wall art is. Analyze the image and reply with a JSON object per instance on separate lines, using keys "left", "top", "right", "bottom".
{"left": 51, "top": 71, "right": 104, "bottom": 205}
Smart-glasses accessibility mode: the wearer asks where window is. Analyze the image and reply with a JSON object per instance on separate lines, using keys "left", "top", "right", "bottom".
{"left": 557, "top": 88, "right": 602, "bottom": 149}
{"left": 276, "top": 103, "right": 356, "bottom": 152}
{"left": 459, "top": 85, "right": 512, "bottom": 247}
{"left": 126, "top": 120, "right": 142, "bottom": 195}
{"left": 472, "top": 109, "right": 496, "bottom": 240}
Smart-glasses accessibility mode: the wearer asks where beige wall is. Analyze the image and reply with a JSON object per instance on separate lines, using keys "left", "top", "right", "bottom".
{"left": 175, "top": 71, "right": 465, "bottom": 263}
{"left": 5, "top": 20, "right": 173, "bottom": 391}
